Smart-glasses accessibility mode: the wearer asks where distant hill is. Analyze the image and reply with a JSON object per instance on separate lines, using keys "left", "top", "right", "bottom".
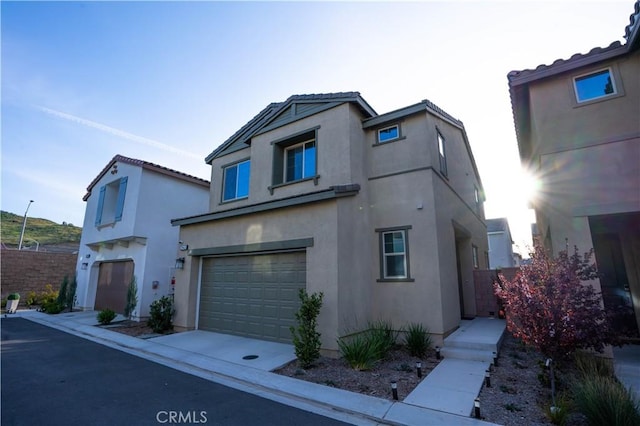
{"left": 1, "top": 211, "right": 82, "bottom": 248}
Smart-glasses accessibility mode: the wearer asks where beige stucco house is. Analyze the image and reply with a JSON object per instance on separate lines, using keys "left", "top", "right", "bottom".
{"left": 172, "top": 92, "right": 488, "bottom": 352}
{"left": 508, "top": 2, "right": 640, "bottom": 335}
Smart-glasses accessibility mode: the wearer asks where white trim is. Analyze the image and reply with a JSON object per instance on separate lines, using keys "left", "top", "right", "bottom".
{"left": 573, "top": 67, "right": 617, "bottom": 103}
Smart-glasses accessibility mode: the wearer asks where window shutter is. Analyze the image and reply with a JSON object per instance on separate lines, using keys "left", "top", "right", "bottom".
{"left": 95, "top": 185, "right": 106, "bottom": 226}
{"left": 115, "top": 176, "right": 128, "bottom": 222}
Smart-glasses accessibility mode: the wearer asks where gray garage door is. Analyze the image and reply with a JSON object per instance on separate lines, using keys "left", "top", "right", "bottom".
{"left": 198, "top": 252, "right": 306, "bottom": 343}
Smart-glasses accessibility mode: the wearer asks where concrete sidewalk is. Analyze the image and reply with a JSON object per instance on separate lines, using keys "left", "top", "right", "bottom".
{"left": 5, "top": 310, "right": 498, "bottom": 426}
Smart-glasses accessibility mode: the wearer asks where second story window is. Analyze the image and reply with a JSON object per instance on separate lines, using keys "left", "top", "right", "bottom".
{"left": 574, "top": 68, "right": 616, "bottom": 103}
{"left": 270, "top": 127, "right": 320, "bottom": 192}
{"left": 377, "top": 125, "right": 400, "bottom": 143}
{"left": 95, "top": 177, "right": 127, "bottom": 226}
{"left": 222, "top": 159, "right": 250, "bottom": 202}
{"left": 285, "top": 140, "right": 316, "bottom": 182}
{"left": 437, "top": 130, "right": 447, "bottom": 177}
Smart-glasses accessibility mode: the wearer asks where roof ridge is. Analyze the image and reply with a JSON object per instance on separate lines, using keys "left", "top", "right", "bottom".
{"left": 83, "top": 154, "right": 209, "bottom": 200}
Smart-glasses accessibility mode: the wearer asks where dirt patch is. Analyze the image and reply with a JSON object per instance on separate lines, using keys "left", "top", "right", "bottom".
{"left": 275, "top": 347, "right": 440, "bottom": 401}
{"left": 100, "top": 320, "right": 176, "bottom": 338}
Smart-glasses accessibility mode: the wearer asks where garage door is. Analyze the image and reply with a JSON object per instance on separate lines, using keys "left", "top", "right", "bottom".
{"left": 95, "top": 260, "right": 134, "bottom": 314}
{"left": 198, "top": 252, "right": 306, "bottom": 343}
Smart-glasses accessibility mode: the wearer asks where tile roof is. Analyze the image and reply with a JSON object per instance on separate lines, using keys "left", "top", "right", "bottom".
{"left": 205, "top": 92, "right": 377, "bottom": 163}
{"left": 83, "top": 154, "right": 209, "bottom": 201}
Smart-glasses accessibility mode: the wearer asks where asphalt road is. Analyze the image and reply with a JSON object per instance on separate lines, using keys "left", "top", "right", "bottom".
{"left": 1, "top": 318, "right": 352, "bottom": 426}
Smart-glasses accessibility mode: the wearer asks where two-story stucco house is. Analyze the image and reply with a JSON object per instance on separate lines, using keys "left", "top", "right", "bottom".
{"left": 486, "top": 218, "right": 516, "bottom": 269}
{"left": 172, "top": 92, "right": 488, "bottom": 352}
{"left": 75, "top": 155, "right": 209, "bottom": 319}
{"left": 508, "top": 2, "right": 640, "bottom": 335}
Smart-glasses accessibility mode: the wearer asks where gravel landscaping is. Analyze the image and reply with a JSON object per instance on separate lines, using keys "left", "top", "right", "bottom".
{"left": 107, "top": 321, "right": 595, "bottom": 425}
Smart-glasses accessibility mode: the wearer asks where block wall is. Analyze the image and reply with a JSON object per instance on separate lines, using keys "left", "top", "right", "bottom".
{"left": 1, "top": 249, "right": 77, "bottom": 306}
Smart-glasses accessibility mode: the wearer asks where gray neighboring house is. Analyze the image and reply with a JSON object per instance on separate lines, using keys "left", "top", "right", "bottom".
{"left": 172, "top": 92, "right": 488, "bottom": 352}
{"left": 508, "top": 2, "right": 640, "bottom": 335}
{"left": 486, "top": 218, "right": 516, "bottom": 269}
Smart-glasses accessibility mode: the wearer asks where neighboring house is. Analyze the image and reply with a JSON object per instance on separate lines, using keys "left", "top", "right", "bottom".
{"left": 486, "top": 218, "right": 516, "bottom": 269}
{"left": 172, "top": 92, "right": 488, "bottom": 352}
{"left": 508, "top": 2, "right": 640, "bottom": 335}
{"left": 75, "top": 155, "right": 209, "bottom": 319}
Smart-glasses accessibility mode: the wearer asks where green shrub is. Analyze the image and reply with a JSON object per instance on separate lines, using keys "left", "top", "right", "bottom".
{"left": 57, "top": 276, "right": 69, "bottom": 307}
{"left": 574, "top": 352, "right": 614, "bottom": 379}
{"left": 573, "top": 375, "right": 640, "bottom": 426}
{"left": 367, "top": 320, "right": 397, "bottom": 360}
{"left": 41, "top": 300, "right": 65, "bottom": 314}
{"left": 124, "top": 276, "right": 138, "bottom": 320}
{"left": 338, "top": 333, "right": 378, "bottom": 371}
{"left": 404, "top": 322, "right": 432, "bottom": 357}
{"left": 25, "top": 291, "right": 38, "bottom": 307}
{"left": 148, "top": 296, "right": 175, "bottom": 333}
{"left": 545, "top": 392, "right": 572, "bottom": 426}
{"left": 97, "top": 309, "right": 117, "bottom": 325}
{"left": 8, "top": 293, "right": 20, "bottom": 300}
{"left": 66, "top": 275, "right": 77, "bottom": 312}
{"left": 289, "top": 289, "right": 323, "bottom": 369}
{"left": 37, "top": 284, "right": 59, "bottom": 311}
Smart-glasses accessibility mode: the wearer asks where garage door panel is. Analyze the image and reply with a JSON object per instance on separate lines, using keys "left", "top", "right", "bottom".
{"left": 198, "top": 252, "right": 306, "bottom": 343}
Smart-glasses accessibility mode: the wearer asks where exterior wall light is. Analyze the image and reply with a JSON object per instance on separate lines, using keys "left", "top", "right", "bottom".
{"left": 175, "top": 257, "right": 185, "bottom": 269}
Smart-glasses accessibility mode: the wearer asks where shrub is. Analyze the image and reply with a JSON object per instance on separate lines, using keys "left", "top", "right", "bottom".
{"left": 404, "top": 322, "right": 432, "bottom": 357}
{"left": 37, "top": 284, "right": 60, "bottom": 313}
{"left": 148, "top": 296, "right": 175, "bottom": 333}
{"left": 7, "top": 293, "right": 20, "bottom": 300}
{"left": 494, "top": 243, "right": 620, "bottom": 360}
{"left": 289, "top": 289, "right": 324, "bottom": 369}
{"left": 338, "top": 333, "right": 378, "bottom": 371}
{"left": 574, "top": 352, "right": 614, "bottom": 379}
{"left": 57, "top": 276, "right": 69, "bottom": 307}
{"left": 367, "top": 320, "right": 398, "bottom": 360}
{"left": 573, "top": 375, "right": 640, "bottom": 426}
{"left": 545, "top": 392, "right": 572, "bottom": 426}
{"left": 25, "top": 291, "right": 38, "bottom": 307}
{"left": 97, "top": 309, "right": 117, "bottom": 325}
{"left": 124, "top": 276, "right": 138, "bottom": 320}
{"left": 66, "top": 275, "right": 77, "bottom": 312}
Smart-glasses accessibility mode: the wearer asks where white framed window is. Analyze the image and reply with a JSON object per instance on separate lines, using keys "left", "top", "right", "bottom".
{"left": 472, "top": 245, "right": 479, "bottom": 269}
{"left": 285, "top": 140, "right": 316, "bottom": 182}
{"left": 377, "top": 125, "right": 400, "bottom": 143}
{"left": 222, "top": 159, "right": 250, "bottom": 202}
{"left": 573, "top": 68, "right": 616, "bottom": 103}
{"left": 270, "top": 127, "right": 320, "bottom": 192}
{"left": 377, "top": 225, "right": 413, "bottom": 281}
{"left": 437, "top": 130, "right": 447, "bottom": 177}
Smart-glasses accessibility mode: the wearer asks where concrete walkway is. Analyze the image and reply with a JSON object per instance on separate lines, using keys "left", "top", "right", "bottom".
{"left": 405, "top": 318, "right": 505, "bottom": 417}
{"left": 4, "top": 310, "right": 498, "bottom": 426}
{"left": 613, "top": 344, "right": 640, "bottom": 401}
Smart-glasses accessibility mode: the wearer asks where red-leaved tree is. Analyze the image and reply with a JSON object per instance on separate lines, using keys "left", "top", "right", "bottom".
{"left": 494, "top": 243, "right": 619, "bottom": 360}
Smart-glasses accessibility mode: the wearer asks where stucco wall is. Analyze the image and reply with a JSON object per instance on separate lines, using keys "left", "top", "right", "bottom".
{"left": 75, "top": 160, "right": 209, "bottom": 318}
{"left": 1, "top": 250, "right": 77, "bottom": 305}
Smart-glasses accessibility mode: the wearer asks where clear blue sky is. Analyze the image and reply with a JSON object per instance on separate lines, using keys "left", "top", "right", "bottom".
{"left": 1, "top": 1, "right": 634, "bottom": 254}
